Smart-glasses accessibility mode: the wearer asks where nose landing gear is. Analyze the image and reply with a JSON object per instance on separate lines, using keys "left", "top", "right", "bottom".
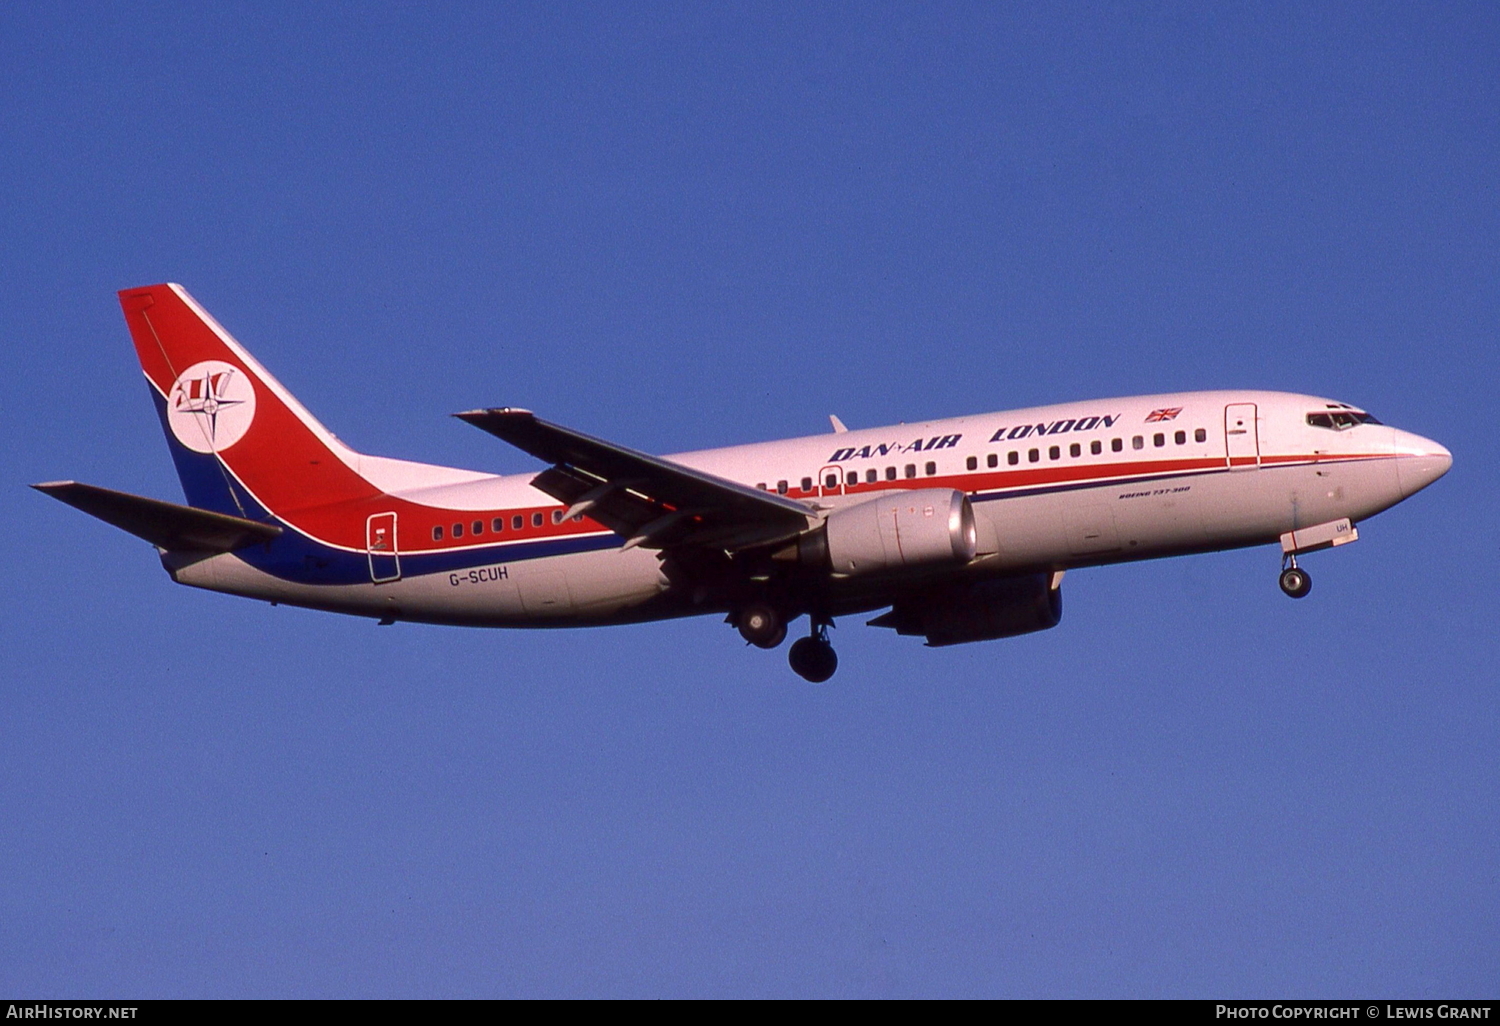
{"left": 1279, "top": 555, "right": 1312, "bottom": 598}
{"left": 788, "top": 619, "right": 838, "bottom": 683}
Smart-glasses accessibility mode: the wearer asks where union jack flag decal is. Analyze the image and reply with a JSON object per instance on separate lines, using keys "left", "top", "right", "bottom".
{"left": 1145, "top": 407, "right": 1182, "bottom": 423}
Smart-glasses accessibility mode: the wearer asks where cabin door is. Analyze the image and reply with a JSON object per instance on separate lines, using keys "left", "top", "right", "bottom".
{"left": 1224, "top": 404, "right": 1260, "bottom": 470}
{"left": 366, "top": 512, "right": 401, "bottom": 583}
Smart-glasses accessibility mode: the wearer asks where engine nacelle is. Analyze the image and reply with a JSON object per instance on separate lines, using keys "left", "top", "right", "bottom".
{"left": 868, "top": 572, "right": 1063, "bottom": 646}
{"left": 801, "top": 488, "right": 977, "bottom": 577}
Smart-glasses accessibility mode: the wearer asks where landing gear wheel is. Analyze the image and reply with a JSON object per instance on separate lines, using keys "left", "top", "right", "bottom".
{"left": 788, "top": 636, "right": 838, "bottom": 683}
{"left": 1279, "top": 565, "right": 1312, "bottom": 599}
{"left": 737, "top": 603, "right": 786, "bottom": 648}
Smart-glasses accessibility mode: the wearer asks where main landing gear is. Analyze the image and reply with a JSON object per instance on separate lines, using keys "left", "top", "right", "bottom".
{"left": 1279, "top": 554, "right": 1312, "bottom": 599}
{"left": 734, "top": 605, "right": 839, "bottom": 682}
{"left": 787, "top": 620, "right": 838, "bottom": 683}
{"left": 736, "top": 602, "right": 787, "bottom": 649}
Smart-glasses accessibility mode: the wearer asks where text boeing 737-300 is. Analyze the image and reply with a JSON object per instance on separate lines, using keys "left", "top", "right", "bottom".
{"left": 35, "top": 284, "right": 1451, "bottom": 682}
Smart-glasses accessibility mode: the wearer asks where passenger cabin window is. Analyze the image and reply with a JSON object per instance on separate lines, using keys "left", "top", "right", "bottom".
{"left": 1153, "top": 433, "right": 1165, "bottom": 447}
{"left": 1008, "top": 451, "right": 1019, "bottom": 465}
{"left": 1112, "top": 438, "right": 1123, "bottom": 452}
{"left": 1174, "top": 430, "right": 1186, "bottom": 445}
{"left": 1132, "top": 436, "right": 1144, "bottom": 450}
{"left": 512, "top": 515, "right": 524, "bottom": 530}
{"left": 1069, "top": 442, "right": 1081, "bottom": 458}
{"left": 492, "top": 518, "right": 504, "bottom": 533}
{"left": 532, "top": 513, "right": 544, "bottom": 527}
{"left": 432, "top": 525, "right": 444, "bottom": 541}
{"left": 865, "top": 469, "right": 877, "bottom": 484}
{"left": 825, "top": 473, "right": 838, "bottom": 488}
{"left": 473, "top": 520, "right": 484, "bottom": 535}
{"left": 1048, "top": 445, "right": 1060, "bottom": 460}
{"left": 756, "top": 483, "right": 766, "bottom": 491}
{"left": 453, "top": 523, "right": 463, "bottom": 538}
{"left": 966, "top": 456, "right": 978, "bottom": 471}
{"left": 1091, "top": 440, "right": 1102, "bottom": 455}
{"left": 1028, "top": 449, "right": 1039, "bottom": 463}
{"left": 987, "top": 453, "right": 998, "bottom": 468}
{"left": 777, "top": 480, "right": 789, "bottom": 494}
{"left": 885, "top": 466, "right": 897, "bottom": 481}
{"left": 925, "top": 462, "right": 937, "bottom": 475}
{"left": 801, "top": 477, "right": 813, "bottom": 492}
{"left": 905, "top": 464, "right": 917, "bottom": 478}
{"left": 552, "top": 510, "right": 563, "bottom": 523}
{"left": 847, "top": 471, "right": 859, "bottom": 486}
{"left": 1194, "top": 428, "right": 1207, "bottom": 443}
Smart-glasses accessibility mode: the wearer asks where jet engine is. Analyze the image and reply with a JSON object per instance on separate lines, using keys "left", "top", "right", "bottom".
{"left": 867, "top": 572, "right": 1063, "bottom": 646}
{"left": 793, "top": 488, "right": 977, "bottom": 576}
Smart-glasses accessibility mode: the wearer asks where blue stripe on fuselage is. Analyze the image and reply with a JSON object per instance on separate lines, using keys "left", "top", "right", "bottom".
{"left": 244, "top": 522, "right": 623, "bottom": 586}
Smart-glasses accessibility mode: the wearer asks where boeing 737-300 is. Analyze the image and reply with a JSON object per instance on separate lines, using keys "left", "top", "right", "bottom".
{"left": 35, "top": 284, "right": 1452, "bottom": 681}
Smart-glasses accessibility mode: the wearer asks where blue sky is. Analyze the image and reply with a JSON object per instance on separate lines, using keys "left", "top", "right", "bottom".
{"left": 1, "top": 1, "right": 1495, "bottom": 997}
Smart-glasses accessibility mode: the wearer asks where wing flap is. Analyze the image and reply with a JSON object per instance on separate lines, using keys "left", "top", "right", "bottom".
{"left": 33, "top": 481, "right": 282, "bottom": 553}
{"left": 529, "top": 465, "right": 663, "bottom": 539}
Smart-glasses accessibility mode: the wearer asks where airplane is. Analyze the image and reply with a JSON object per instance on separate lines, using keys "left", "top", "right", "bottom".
{"left": 35, "top": 283, "right": 1452, "bottom": 682}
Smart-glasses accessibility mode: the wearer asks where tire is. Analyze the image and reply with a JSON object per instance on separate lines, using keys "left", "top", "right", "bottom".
{"left": 1279, "top": 566, "right": 1312, "bottom": 599}
{"left": 738, "top": 603, "right": 784, "bottom": 648}
{"left": 788, "top": 637, "right": 838, "bottom": 683}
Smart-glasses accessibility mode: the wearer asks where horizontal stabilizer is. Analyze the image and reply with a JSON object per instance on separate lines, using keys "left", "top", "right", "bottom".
{"left": 31, "top": 481, "right": 282, "bottom": 553}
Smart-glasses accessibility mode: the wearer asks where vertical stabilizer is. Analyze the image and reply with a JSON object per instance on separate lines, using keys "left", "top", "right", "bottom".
{"left": 119, "top": 284, "right": 380, "bottom": 519}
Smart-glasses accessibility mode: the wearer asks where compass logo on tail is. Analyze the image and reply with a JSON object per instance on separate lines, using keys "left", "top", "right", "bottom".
{"left": 166, "top": 360, "right": 256, "bottom": 453}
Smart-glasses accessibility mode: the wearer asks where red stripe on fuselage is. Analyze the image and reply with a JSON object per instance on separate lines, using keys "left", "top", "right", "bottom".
{"left": 802, "top": 451, "right": 1395, "bottom": 506}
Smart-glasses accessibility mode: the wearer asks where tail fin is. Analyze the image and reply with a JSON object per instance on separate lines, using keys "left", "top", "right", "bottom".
{"left": 120, "top": 284, "right": 380, "bottom": 519}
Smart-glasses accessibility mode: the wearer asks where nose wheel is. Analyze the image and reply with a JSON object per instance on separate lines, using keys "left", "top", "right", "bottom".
{"left": 1279, "top": 556, "right": 1312, "bottom": 599}
{"left": 788, "top": 620, "right": 838, "bottom": 683}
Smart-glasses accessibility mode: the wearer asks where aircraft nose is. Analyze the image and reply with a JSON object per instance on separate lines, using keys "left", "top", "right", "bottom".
{"left": 1393, "top": 431, "right": 1453, "bottom": 499}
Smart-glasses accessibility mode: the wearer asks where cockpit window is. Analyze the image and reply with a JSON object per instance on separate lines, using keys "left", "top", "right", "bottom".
{"left": 1307, "top": 411, "right": 1381, "bottom": 430}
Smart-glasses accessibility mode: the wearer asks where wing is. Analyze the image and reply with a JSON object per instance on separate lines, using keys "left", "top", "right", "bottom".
{"left": 454, "top": 409, "right": 815, "bottom": 553}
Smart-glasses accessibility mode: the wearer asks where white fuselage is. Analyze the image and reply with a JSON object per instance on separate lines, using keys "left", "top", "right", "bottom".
{"left": 169, "top": 390, "right": 1451, "bottom": 627}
